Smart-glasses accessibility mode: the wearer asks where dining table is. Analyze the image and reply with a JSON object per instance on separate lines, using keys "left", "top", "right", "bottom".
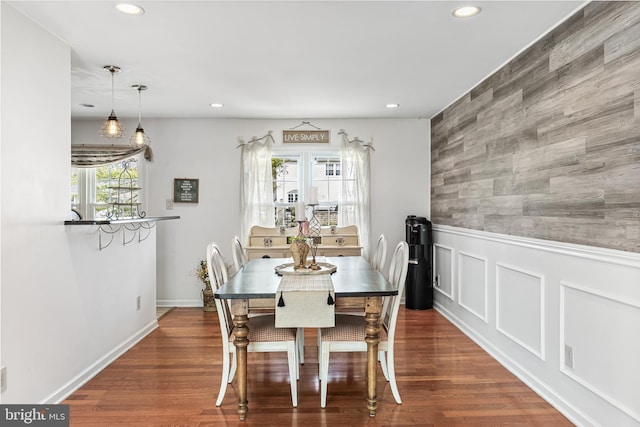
{"left": 214, "top": 256, "right": 398, "bottom": 420}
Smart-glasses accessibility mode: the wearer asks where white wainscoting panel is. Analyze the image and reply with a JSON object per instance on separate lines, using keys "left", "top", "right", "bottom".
{"left": 560, "top": 281, "right": 640, "bottom": 424}
{"left": 433, "top": 224, "right": 640, "bottom": 427}
{"left": 496, "top": 263, "right": 545, "bottom": 360}
{"left": 434, "top": 243, "right": 454, "bottom": 300}
{"left": 458, "top": 251, "right": 488, "bottom": 322}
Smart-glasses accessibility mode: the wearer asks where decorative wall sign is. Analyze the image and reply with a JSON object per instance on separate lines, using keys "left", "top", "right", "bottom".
{"left": 283, "top": 130, "right": 330, "bottom": 144}
{"left": 174, "top": 178, "right": 199, "bottom": 203}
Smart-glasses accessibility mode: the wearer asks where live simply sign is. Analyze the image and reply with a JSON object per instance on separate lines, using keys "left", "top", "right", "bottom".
{"left": 283, "top": 130, "right": 330, "bottom": 143}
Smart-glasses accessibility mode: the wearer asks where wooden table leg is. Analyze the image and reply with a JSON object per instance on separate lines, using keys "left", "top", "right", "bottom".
{"left": 231, "top": 299, "right": 249, "bottom": 420}
{"left": 364, "top": 296, "right": 383, "bottom": 417}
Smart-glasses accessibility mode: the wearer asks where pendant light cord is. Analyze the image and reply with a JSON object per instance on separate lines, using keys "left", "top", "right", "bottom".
{"left": 111, "top": 69, "right": 115, "bottom": 111}
{"left": 138, "top": 86, "right": 142, "bottom": 125}
{"left": 133, "top": 84, "right": 147, "bottom": 126}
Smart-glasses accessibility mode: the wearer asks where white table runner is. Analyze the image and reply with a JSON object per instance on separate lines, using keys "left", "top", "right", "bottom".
{"left": 275, "top": 274, "right": 335, "bottom": 328}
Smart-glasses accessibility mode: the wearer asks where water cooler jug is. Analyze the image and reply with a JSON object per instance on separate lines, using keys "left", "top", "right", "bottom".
{"left": 405, "top": 215, "right": 433, "bottom": 310}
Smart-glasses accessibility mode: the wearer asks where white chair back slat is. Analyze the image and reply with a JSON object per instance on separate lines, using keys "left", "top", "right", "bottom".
{"left": 232, "top": 236, "right": 247, "bottom": 273}
{"left": 383, "top": 241, "right": 409, "bottom": 340}
{"left": 370, "top": 234, "right": 387, "bottom": 273}
{"left": 206, "top": 242, "right": 228, "bottom": 288}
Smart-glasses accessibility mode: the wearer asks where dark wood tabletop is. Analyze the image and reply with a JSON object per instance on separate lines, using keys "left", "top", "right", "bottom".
{"left": 215, "top": 256, "right": 397, "bottom": 299}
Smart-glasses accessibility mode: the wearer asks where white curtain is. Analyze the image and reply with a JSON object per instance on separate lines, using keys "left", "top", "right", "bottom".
{"left": 239, "top": 133, "right": 275, "bottom": 246}
{"left": 338, "top": 130, "right": 372, "bottom": 260}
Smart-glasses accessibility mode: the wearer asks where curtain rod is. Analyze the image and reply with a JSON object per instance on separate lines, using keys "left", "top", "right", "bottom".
{"left": 338, "top": 129, "right": 375, "bottom": 151}
{"left": 236, "top": 130, "right": 273, "bottom": 148}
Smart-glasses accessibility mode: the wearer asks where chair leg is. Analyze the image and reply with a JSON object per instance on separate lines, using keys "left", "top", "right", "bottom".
{"left": 295, "top": 337, "right": 300, "bottom": 380}
{"left": 215, "top": 350, "right": 232, "bottom": 406}
{"left": 386, "top": 350, "right": 402, "bottom": 404}
{"left": 287, "top": 342, "right": 298, "bottom": 407}
{"left": 297, "top": 327, "right": 305, "bottom": 365}
{"left": 316, "top": 329, "right": 322, "bottom": 378}
{"left": 379, "top": 350, "right": 390, "bottom": 381}
{"left": 320, "top": 343, "right": 330, "bottom": 408}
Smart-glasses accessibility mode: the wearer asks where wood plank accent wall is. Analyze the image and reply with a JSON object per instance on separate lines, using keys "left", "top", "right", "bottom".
{"left": 431, "top": 2, "right": 640, "bottom": 253}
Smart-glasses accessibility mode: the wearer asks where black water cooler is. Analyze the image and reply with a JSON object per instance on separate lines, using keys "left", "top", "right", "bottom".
{"left": 405, "top": 216, "right": 433, "bottom": 310}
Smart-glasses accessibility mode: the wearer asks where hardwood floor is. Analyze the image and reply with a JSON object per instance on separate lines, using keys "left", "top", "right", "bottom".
{"left": 64, "top": 307, "right": 572, "bottom": 426}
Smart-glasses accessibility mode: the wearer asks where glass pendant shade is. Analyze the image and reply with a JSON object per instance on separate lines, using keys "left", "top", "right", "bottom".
{"left": 100, "top": 66, "right": 125, "bottom": 139}
{"left": 130, "top": 84, "right": 150, "bottom": 148}
{"left": 100, "top": 109, "right": 125, "bottom": 139}
{"left": 130, "top": 124, "right": 150, "bottom": 148}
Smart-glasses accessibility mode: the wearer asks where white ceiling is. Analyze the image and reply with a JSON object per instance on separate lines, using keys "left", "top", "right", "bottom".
{"left": 8, "top": 1, "right": 585, "bottom": 120}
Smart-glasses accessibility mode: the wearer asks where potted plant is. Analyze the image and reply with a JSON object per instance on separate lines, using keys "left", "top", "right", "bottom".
{"left": 196, "top": 260, "right": 216, "bottom": 312}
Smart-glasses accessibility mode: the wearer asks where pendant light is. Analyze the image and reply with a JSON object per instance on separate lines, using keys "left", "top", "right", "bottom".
{"left": 130, "top": 84, "right": 151, "bottom": 148}
{"left": 99, "top": 65, "right": 125, "bottom": 139}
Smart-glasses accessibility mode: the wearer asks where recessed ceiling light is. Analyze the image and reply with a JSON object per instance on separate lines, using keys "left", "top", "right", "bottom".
{"left": 116, "top": 3, "right": 145, "bottom": 16}
{"left": 210, "top": 103, "right": 224, "bottom": 108}
{"left": 385, "top": 103, "right": 400, "bottom": 109}
{"left": 453, "top": 6, "right": 481, "bottom": 18}
{"left": 79, "top": 103, "right": 95, "bottom": 108}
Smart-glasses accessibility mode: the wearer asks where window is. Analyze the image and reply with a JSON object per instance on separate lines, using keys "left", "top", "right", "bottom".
{"left": 71, "top": 157, "right": 141, "bottom": 220}
{"left": 272, "top": 152, "right": 341, "bottom": 228}
{"left": 325, "top": 162, "right": 341, "bottom": 176}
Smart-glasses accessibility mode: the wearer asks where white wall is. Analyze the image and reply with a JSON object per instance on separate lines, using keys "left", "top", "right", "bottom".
{"left": 433, "top": 225, "right": 640, "bottom": 427}
{"left": 73, "top": 118, "right": 430, "bottom": 306}
{"left": 1, "top": 4, "right": 158, "bottom": 404}
{"left": 0, "top": 2, "right": 4, "bottom": 396}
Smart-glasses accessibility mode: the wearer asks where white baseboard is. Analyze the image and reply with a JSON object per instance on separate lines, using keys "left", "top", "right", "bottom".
{"left": 43, "top": 319, "right": 159, "bottom": 404}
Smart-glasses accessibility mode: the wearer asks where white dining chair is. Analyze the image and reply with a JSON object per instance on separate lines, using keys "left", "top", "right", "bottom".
{"left": 231, "top": 235, "right": 247, "bottom": 274}
{"left": 370, "top": 234, "right": 387, "bottom": 273}
{"left": 207, "top": 242, "right": 300, "bottom": 407}
{"left": 318, "top": 240, "right": 409, "bottom": 407}
{"left": 333, "top": 235, "right": 387, "bottom": 318}
{"left": 206, "top": 242, "right": 228, "bottom": 288}
{"left": 216, "top": 241, "right": 306, "bottom": 368}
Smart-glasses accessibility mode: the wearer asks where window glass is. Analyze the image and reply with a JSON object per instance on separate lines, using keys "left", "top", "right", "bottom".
{"left": 95, "top": 159, "right": 139, "bottom": 218}
{"left": 311, "top": 154, "right": 340, "bottom": 226}
{"left": 70, "top": 157, "right": 140, "bottom": 220}
{"left": 270, "top": 152, "right": 340, "bottom": 227}
{"left": 272, "top": 155, "right": 300, "bottom": 228}
{"left": 324, "top": 162, "right": 340, "bottom": 176}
